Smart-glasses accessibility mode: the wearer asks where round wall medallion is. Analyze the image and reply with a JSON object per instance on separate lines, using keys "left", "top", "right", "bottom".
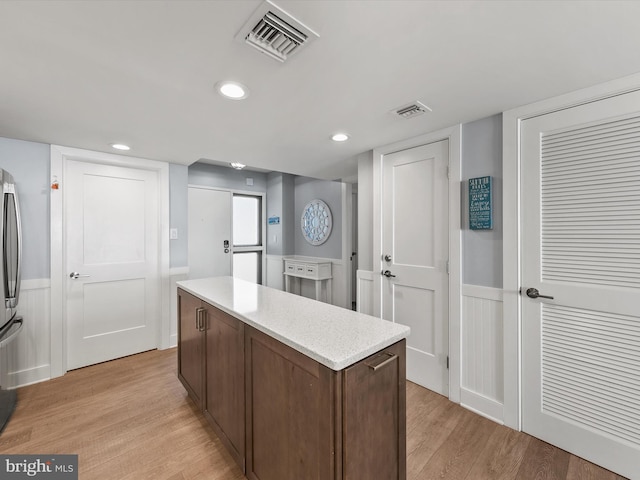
{"left": 301, "top": 199, "right": 332, "bottom": 245}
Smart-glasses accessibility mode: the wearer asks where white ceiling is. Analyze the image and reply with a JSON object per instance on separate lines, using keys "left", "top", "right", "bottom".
{"left": 2, "top": 0, "right": 640, "bottom": 181}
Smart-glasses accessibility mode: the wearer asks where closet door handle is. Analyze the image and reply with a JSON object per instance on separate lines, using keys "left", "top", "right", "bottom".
{"left": 525, "top": 288, "right": 554, "bottom": 300}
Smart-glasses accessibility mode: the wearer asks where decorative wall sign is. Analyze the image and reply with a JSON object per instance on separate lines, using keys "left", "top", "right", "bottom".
{"left": 268, "top": 216, "right": 280, "bottom": 225}
{"left": 469, "top": 176, "right": 493, "bottom": 230}
{"left": 301, "top": 199, "right": 332, "bottom": 245}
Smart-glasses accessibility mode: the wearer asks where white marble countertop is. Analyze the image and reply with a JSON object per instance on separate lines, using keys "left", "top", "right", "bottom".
{"left": 177, "top": 276, "right": 410, "bottom": 371}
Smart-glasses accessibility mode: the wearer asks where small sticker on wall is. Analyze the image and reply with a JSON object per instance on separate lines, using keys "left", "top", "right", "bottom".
{"left": 268, "top": 216, "right": 280, "bottom": 225}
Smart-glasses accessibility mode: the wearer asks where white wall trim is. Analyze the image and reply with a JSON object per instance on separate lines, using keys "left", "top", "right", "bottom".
{"left": 342, "top": 182, "right": 353, "bottom": 310}
{"left": 448, "top": 125, "right": 462, "bottom": 404}
{"left": 169, "top": 266, "right": 189, "bottom": 276}
{"left": 460, "top": 388, "right": 504, "bottom": 425}
{"left": 21, "top": 278, "right": 51, "bottom": 290}
{"left": 371, "top": 124, "right": 463, "bottom": 403}
{"left": 502, "top": 71, "right": 640, "bottom": 431}
{"left": 461, "top": 284, "right": 504, "bottom": 302}
{"left": 356, "top": 269, "right": 374, "bottom": 315}
{"left": 7, "top": 365, "right": 51, "bottom": 390}
{"left": 50, "top": 145, "right": 171, "bottom": 378}
{"left": 265, "top": 254, "right": 285, "bottom": 291}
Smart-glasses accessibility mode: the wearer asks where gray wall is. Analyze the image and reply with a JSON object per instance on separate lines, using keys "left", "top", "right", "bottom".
{"left": 169, "top": 163, "right": 188, "bottom": 268}
{"left": 357, "top": 151, "right": 374, "bottom": 271}
{"left": 266, "top": 172, "right": 295, "bottom": 256}
{"left": 266, "top": 173, "right": 283, "bottom": 255}
{"left": 0, "top": 137, "right": 50, "bottom": 280}
{"left": 188, "top": 162, "right": 268, "bottom": 192}
{"left": 294, "top": 176, "right": 342, "bottom": 259}
{"left": 282, "top": 174, "right": 295, "bottom": 255}
{"left": 462, "top": 114, "right": 503, "bottom": 288}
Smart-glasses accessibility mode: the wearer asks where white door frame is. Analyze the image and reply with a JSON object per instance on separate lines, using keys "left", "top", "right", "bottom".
{"left": 342, "top": 182, "right": 353, "bottom": 311}
{"left": 372, "top": 124, "right": 462, "bottom": 403}
{"left": 231, "top": 188, "right": 267, "bottom": 282}
{"left": 502, "top": 72, "right": 640, "bottom": 430}
{"left": 50, "top": 145, "right": 170, "bottom": 378}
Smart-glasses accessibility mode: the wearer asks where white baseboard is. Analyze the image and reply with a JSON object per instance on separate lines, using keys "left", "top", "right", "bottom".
{"left": 6, "top": 364, "right": 51, "bottom": 389}
{"left": 460, "top": 388, "right": 504, "bottom": 424}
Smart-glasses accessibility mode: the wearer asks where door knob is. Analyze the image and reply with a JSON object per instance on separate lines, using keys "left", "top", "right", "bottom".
{"left": 69, "top": 272, "right": 91, "bottom": 279}
{"left": 525, "top": 287, "right": 554, "bottom": 300}
{"left": 383, "top": 254, "right": 392, "bottom": 262}
{"left": 381, "top": 270, "right": 396, "bottom": 278}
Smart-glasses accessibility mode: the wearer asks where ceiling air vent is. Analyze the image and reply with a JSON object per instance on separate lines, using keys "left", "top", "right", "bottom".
{"left": 235, "top": 0, "right": 319, "bottom": 63}
{"left": 392, "top": 101, "right": 432, "bottom": 119}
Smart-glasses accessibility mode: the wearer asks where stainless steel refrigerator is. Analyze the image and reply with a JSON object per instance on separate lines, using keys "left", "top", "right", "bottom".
{"left": 0, "top": 169, "right": 23, "bottom": 433}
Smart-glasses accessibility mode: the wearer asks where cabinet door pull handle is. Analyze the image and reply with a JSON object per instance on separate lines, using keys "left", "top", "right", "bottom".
{"left": 196, "top": 307, "right": 205, "bottom": 331}
{"left": 200, "top": 310, "right": 206, "bottom": 332}
{"left": 365, "top": 352, "right": 397, "bottom": 371}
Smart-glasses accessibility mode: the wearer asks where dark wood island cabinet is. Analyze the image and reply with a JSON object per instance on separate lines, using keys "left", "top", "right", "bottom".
{"left": 178, "top": 288, "right": 245, "bottom": 468}
{"left": 177, "top": 278, "right": 409, "bottom": 480}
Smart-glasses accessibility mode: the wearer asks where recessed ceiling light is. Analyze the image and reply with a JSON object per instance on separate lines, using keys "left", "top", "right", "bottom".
{"left": 331, "top": 133, "right": 349, "bottom": 142}
{"left": 230, "top": 162, "right": 246, "bottom": 170}
{"left": 216, "top": 81, "right": 249, "bottom": 100}
{"left": 111, "top": 143, "right": 131, "bottom": 151}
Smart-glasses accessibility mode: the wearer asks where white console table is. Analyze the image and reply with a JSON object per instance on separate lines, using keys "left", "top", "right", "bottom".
{"left": 283, "top": 256, "right": 332, "bottom": 303}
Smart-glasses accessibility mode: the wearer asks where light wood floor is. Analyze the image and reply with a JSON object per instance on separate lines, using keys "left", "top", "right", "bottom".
{"left": 0, "top": 349, "right": 626, "bottom": 480}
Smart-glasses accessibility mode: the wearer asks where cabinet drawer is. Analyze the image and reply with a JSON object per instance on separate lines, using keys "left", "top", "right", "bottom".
{"left": 295, "top": 265, "right": 305, "bottom": 274}
{"left": 305, "top": 264, "right": 317, "bottom": 276}
{"left": 285, "top": 263, "right": 296, "bottom": 273}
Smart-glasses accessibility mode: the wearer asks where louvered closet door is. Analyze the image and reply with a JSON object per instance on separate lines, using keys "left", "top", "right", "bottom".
{"left": 521, "top": 90, "right": 640, "bottom": 479}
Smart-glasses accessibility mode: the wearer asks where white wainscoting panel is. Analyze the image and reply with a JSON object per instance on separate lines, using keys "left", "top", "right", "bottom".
{"left": 169, "top": 267, "right": 189, "bottom": 348}
{"left": 356, "top": 270, "right": 375, "bottom": 315}
{"left": 265, "top": 255, "right": 285, "bottom": 292}
{"left": 1, "top": 279, "right": 51, "bottom": 389}
{"left": 461, "top": 284, "right": 504, "bottom": 423}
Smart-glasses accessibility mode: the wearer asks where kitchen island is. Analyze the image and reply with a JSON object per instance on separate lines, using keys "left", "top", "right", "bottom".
{"left": 177, "top": 276, "right": 410, "bottom": 480}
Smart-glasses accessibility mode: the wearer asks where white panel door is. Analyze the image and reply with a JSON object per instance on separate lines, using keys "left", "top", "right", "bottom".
{"left": 66, "top": 160, "right": 159, "bottom": 370}
{"left": 382, "top": 140, "right": 449, "bottom": 394}
{"left": 521, "top": 90, "right": 640, "bottom": 479}
{"left": 188, "top": 187, "right": 231, "bottom": 279}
